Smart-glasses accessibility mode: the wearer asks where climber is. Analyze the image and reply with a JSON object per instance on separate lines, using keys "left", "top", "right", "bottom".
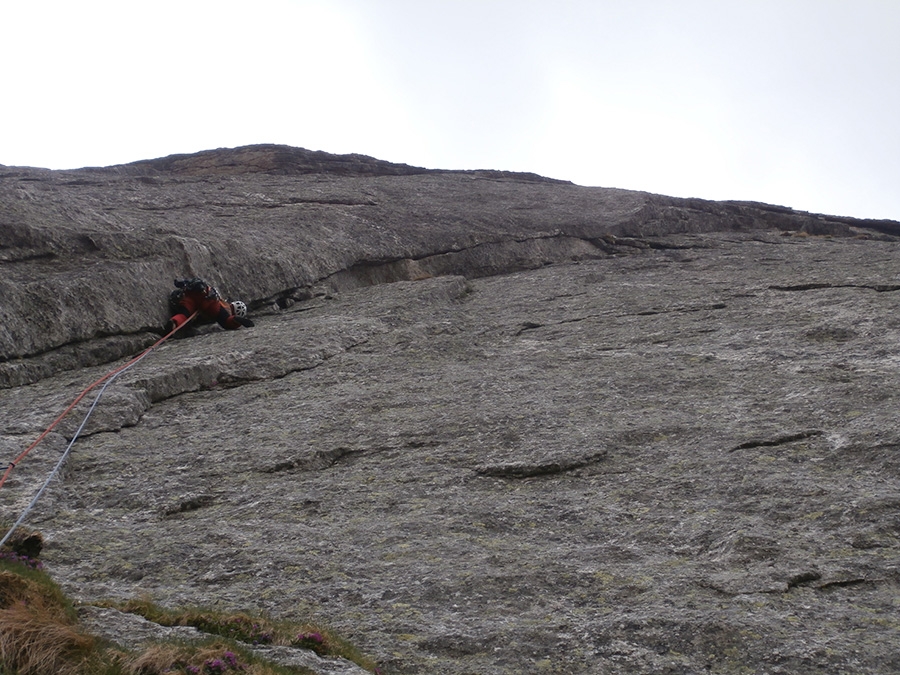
{"left": 166, "top": 277, "right": 254, "bottom": 333}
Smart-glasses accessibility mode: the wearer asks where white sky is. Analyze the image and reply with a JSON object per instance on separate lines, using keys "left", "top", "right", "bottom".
{"left": 2, "top": 0, "right": 899, "bottom": 221}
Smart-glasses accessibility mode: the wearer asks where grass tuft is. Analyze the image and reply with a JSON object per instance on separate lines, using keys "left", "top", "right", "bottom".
{"left": 118, "top": 641, "right": 301, "bottom": 675}
{"left": 111, "top": 598, "right": 380, "bottom": 671}
{"left": 0, "top": 571, "right": 95, "bottom": 675}
{"left": 0, "top": 528, "right": 382, "bottom": 674}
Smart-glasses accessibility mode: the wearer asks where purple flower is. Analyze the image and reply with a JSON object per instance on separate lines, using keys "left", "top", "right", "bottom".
{"left": 203, "top": 658, "right": 226, "bottom": 674}
{"left": 0, "top": 551, "right": 43, "bottom": 570}
{"left": 301, "top": 631, "right": 324, "bottom": 644}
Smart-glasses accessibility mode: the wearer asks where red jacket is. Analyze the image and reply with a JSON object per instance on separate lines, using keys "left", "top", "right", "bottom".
{"left": 170, "top": 285, "right": 244, "bottom": 330}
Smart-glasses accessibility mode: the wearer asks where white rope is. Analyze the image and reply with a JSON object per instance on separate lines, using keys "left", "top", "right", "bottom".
{"left": 0, "top": 344, "right": 158, "bottom": 549}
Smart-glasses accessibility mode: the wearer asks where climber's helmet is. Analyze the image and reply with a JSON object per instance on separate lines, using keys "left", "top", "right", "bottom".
{"left": 232, "top": 300, "right": 248, "bottom": 318}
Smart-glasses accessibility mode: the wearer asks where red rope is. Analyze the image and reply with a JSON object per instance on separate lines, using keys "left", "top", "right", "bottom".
{"left": 0, "top": 311, "right": 199, "bottom": 491}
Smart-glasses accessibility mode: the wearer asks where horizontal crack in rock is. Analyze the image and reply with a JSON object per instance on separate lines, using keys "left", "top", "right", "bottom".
{"left": 770, "top": 283, "right": 900, "bottom": 292}
{"left": 515, "top": 321, "right": 544, "bottom": 335}
{"left": 816, "top": 577, "right": 874, "bottom": 590}
{"left": 634, "top": 302, "right": 727, "bottom": 317}
{"left": 262, "top": 446, "right": 367, "bottom": 473}
{"left": 787, "top": 570, "right": 822, "bottom": 588}
{"left": 164, "top": 494, "right": 215, "bottom": 516}
{"left": 730, "top": 430, "right": 823, "bottom": 452}
{"left": 475, "top": 450, "right": 607, "bottom": 478}
{"left": 770, "top": 283, "right": 834, "bottom": 292}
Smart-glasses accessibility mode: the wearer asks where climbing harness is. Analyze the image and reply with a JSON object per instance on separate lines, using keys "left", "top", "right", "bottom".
{"left": 0, "top": 311, "right": 199, "bottom": 548}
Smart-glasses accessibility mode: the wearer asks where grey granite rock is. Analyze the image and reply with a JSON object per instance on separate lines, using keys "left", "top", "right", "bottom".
{"left": 3, "top": 145, "right": 896, "bottom": 379}
{"left": 76, "top": 605, "right": 204, "bottom": 651}
{"left": 77, "top": 605, "right": 368, "bottom": 675}
{"left": 2, "top": 147, "right": 900, "bottom": 673}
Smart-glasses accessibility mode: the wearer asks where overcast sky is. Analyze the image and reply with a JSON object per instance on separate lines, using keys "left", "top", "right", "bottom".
{"left": 2, "top": 0, "right": 898, "bottom": 220}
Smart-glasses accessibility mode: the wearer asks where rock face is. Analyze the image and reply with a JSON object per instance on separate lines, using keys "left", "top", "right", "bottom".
{"left": 3, "top": 144, "right": 896, "bottom": 385}
{"left": 2, "top": 145, "right": 900, "bottom": 673}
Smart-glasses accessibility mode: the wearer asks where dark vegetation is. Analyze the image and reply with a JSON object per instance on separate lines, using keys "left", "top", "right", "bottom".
{"left": 0, "top": 528, "right": 380, "bottom": 675}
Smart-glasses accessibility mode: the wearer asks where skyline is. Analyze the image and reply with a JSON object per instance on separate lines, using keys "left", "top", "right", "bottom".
{"left": 2, "top": 0, "right": 898, "bottom": 221}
